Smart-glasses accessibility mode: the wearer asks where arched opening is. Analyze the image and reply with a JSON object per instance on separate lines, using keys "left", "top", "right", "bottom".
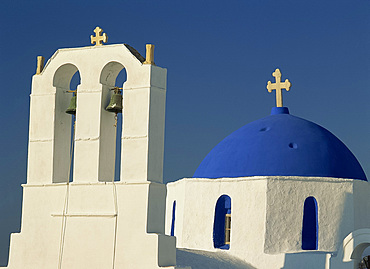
{"left": 302, "top": 196, "right": 318, "bottom": 250}
{"left": 359, "top": 246, "right": 370, "bottom": 269}
{"left": 53, "top": 63, "right": 80, "bottom": 183}
{"left": 67, "top": 71, "right": 80, "bottom": 182}
{"left": 99, "top": 62, "right": 127, "bottom": 182}
{"left": 112, "top": 68, "right": 126, "bottom": 181}
{"left": 170, "top": 201, "right": 176, "bottom": 236}
{"left": 342, "top": 229, "right": 370, "bottom": 266}
{"left": 213, "top": 195, "right": 231, "bottom": 249}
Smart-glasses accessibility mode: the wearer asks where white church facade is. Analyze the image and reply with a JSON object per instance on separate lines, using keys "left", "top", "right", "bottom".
{"left": 1, "top": 28, "right": 369, "bottom": 269}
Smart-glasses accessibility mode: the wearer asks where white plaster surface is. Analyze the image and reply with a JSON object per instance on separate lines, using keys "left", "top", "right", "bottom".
{"left": 166, "top": 176, "right": 370, "bottom": 269}
{"left": 4, "top": 182, "right": 177, "bottom": 269}
{"left": 330, "top": 228, "right": 370, "bottom": 269}
{"left": 176, "top": 248, "right": 256, "bottom": 269}
{"left": 27, "top": 44, "right": 167, "bottom": 185}
{"left": 264, "top": 177, "right": 354, "bottom": 253}
{"left": 166, "top": 177, "right": 285, "bottom": 269}
{"left": 3, "top": 44, "right": 176, "bottom": 268}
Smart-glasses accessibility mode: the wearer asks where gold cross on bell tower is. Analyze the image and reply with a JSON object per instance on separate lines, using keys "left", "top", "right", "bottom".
{"left": 266, "top": 68, "right": 292, "bottom": 107}
{"left": 90, "top": 26, "right": 108, "bottom": 46}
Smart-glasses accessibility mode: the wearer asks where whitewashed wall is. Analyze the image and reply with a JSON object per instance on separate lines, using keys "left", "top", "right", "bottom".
{"left": 166, "top": 176, "right": 370, "bottom": 269}
{"left": 3, "top": 44, "right": 176, "bottom": 269}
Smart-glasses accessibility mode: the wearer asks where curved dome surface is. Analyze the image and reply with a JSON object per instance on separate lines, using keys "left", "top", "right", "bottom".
{"left": 194, "top": 107, "right": 367, "bottom": 181}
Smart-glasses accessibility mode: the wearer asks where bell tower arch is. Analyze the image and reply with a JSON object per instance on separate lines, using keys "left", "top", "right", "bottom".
{"left": 27, "top": 43, "right": 167, "bottom": 184}
{"left": 97, "top": 61, "right": 125, "bottom": 182}
{"left": 28, "top": 63, "right": 80, "bottom": 184}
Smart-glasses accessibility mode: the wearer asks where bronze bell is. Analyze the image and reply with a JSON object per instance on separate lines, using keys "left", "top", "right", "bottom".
{"left": 66, "top": 94, "right": 77, "bottom": 115}
{"left": 106, "top": 87, "right": 123, "bottom": 113}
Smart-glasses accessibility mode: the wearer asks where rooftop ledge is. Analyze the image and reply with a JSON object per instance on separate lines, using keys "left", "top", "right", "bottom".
{"left": 168, "top": 176, "right": 361, "bottom": 185}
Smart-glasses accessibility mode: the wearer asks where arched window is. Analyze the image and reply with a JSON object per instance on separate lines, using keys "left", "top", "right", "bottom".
{"left": 302, "top": 196, "right": 318, "bottom": 250}
{"left": 170, "top": 201, "right": 176, "bottom": 236}
{"left": 213, "top": 195, "right": 231, "bottom": 249}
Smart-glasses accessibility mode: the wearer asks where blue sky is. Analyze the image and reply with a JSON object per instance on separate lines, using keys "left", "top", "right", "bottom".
{"left": 0, "top": 0, "right": 369, "bottom": 265}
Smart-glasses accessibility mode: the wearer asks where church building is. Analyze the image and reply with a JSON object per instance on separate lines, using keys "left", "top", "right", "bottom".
{"left": 1, "top": 28, "right": 369, "bottom": 269}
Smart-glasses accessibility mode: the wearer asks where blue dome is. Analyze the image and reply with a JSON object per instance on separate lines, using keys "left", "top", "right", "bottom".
{"left": 194, "top": 107, "right": 367, "bottom": 181}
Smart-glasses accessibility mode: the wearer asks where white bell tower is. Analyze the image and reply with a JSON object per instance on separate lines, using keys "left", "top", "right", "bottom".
{"left": 3, "top": 27, "right": 178, "bottom": 269}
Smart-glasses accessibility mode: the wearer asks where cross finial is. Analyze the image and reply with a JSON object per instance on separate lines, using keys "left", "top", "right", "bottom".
{"left": 90, "top": 27, "right": 108, "bottom": 46}
{"left": 266, "top": 68, "right": 292, "bottom": 107}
